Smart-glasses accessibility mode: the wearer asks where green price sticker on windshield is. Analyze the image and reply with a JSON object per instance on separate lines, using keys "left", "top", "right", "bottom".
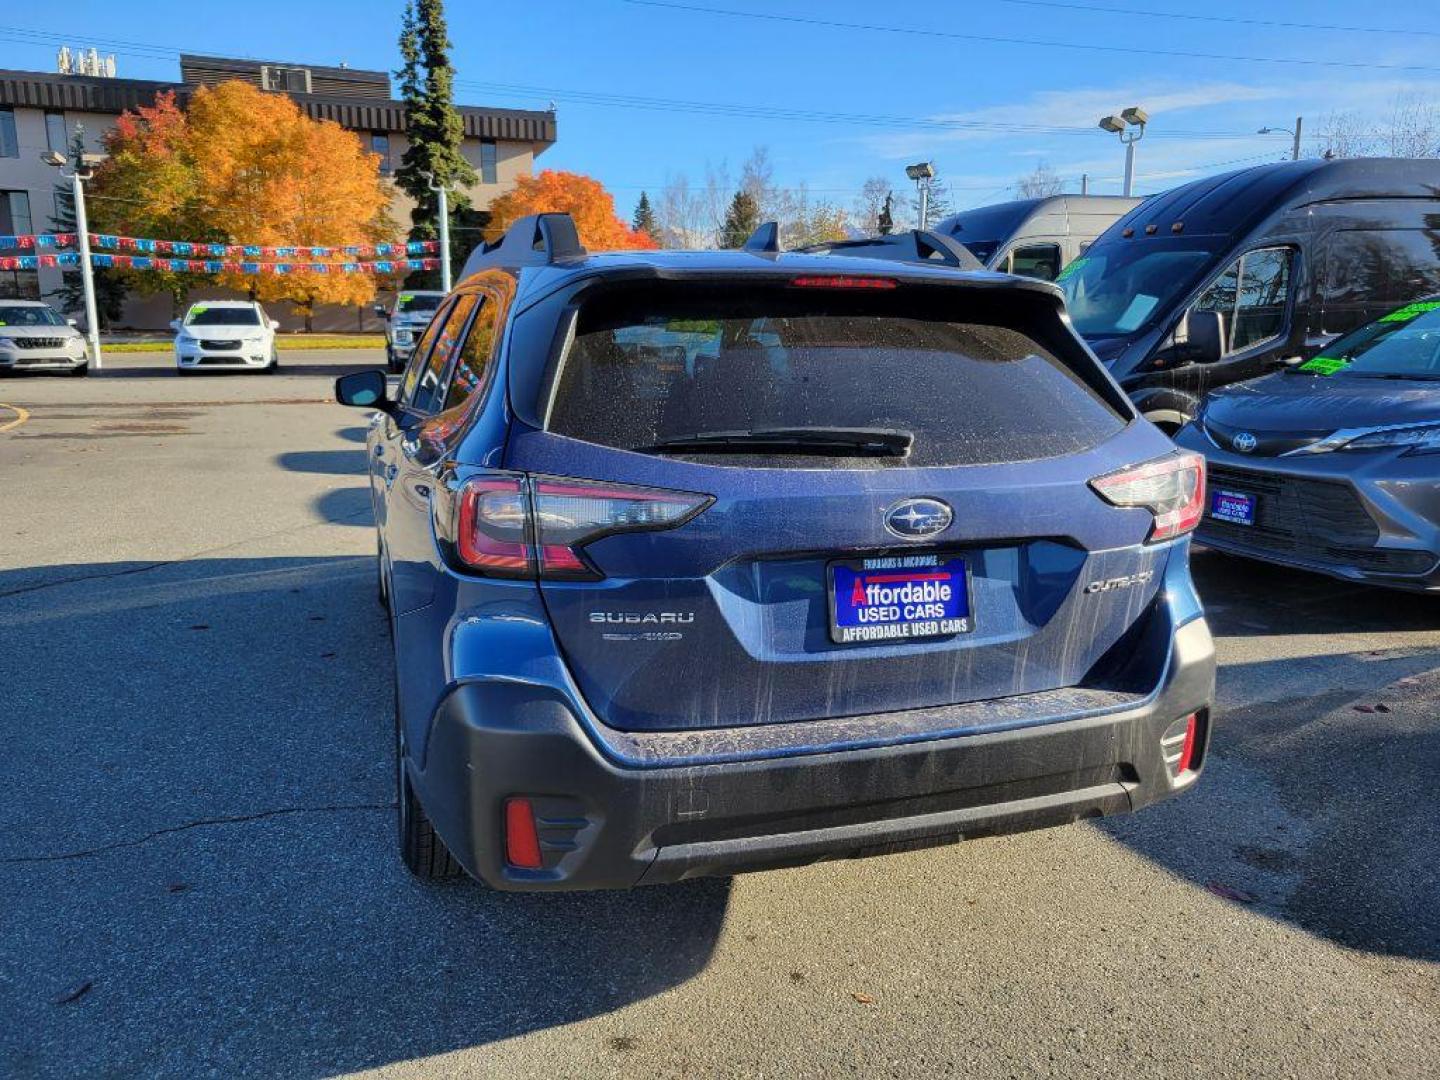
{"left": 1055, "top": 257, "right": 1089, "bottom": 283}
{"left": 1298, "top": 355, "right": 1349, "bottom": 375}
{"left": 1379, "top": 300, "right": 1440, "bottom": 323}
{"left": 398, "top": 293, "right": 414, "bottom": 303}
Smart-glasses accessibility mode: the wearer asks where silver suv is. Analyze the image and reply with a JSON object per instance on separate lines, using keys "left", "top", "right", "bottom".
{"left": 375, "top": 290, "right": 445, "bottom": 373}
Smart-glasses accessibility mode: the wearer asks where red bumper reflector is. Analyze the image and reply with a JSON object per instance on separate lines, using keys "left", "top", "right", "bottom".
{"left": 1176, "top": 713, "right": 1198, "bottom": 774}
{"left": 504, "top": 797, "right": 543, "bottom": 869}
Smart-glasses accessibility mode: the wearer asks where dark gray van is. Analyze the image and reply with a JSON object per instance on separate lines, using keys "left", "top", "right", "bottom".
{"left": 935, "top": 195, "right": 1143, "bottom": 281}
{"left": 1059, "top": 159, "right": 1440, "bottom": 431}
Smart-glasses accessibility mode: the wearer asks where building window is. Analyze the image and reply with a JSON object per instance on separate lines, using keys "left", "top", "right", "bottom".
{"left": 262, "top": 65, "right": 311, "bottom": 93}
{"left": 479, "top": 139, "right": 497, "bottom": 185}
{"left": 45, "top": 112, "right": 69, "bottom": 154}
{"left": 0, "top": 109, "right": 17, "bottom": 158}
{"left": 1, "top": 191, "right": 34, "bottom": 235}
{"left": 371, "top": 132, "right": 391, "bottom": 175}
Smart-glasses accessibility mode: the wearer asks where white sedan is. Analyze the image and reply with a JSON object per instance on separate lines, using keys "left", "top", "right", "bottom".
{"left": 172, "top": 301, "right": 280, "bottom": 374}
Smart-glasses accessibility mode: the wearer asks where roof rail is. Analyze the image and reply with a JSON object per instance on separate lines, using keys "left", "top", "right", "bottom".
{"left": 796, "top": 229, "right": 984, "bottom": 271}
{"left": 459, "top": 212, "right": 587, "bottom": 279}
{"left": 742, "top": 221, "right": 781, "bottom": 254}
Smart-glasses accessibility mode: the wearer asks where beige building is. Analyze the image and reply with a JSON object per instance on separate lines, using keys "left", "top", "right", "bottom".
{"left": 0, "top": 56, "right": 556, "bottom": 330}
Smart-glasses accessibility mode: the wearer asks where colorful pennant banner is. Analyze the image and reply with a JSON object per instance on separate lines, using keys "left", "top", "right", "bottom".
{"left": 0, "top": 233, "right": 439, "bottom": 257}
{"left": 0, "top": 254, "right": 439, "bottom": 274}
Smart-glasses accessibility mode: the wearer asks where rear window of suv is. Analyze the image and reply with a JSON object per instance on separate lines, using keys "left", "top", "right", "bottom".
{"left": 540, "top": 282, "right": 1126, "bottom": 467}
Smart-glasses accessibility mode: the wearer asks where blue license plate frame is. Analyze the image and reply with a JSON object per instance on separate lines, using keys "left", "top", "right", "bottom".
{"left": 828, "top": 553, "right": 973, "bottom": 645}
{"left": 1210, "top": 488, "right": 1257, "bottom": 526}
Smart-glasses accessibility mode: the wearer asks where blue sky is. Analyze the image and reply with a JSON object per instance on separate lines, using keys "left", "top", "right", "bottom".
{"left": 4, "top": 0, "right": 1438, "bottom": 217}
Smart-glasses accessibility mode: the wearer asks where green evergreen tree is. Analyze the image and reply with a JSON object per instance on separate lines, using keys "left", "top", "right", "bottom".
{"left": 395, "top": 0, "right": 479, "bottom": 287}
{"left": 923, "top": 172, "right": 952, "bottom": 226}
{"left": 45, "top": 127, "right": 126, "bottom": 328}
{"left": 632, "top": 191, "right": 659, "bottom": 244}
{"left": 719, "top": 190, "right": 760, "bottom": 249}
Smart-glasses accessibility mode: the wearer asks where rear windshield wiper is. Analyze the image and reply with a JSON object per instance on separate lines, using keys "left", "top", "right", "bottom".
{"left": 637, "top": 427, "right": 914, "bottom": 458}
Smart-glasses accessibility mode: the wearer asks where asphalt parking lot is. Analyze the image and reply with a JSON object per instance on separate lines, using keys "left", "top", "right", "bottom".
{"left": 2, "top": 350, "right": 1437, "bottom": 1079}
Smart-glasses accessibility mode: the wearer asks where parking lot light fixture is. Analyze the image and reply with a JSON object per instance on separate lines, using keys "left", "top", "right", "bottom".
{"left": 905, "top": 161, "right": 936, "bottom": 229}
{"left": 1099, "top": 107, "right": 1147, "bottom": 197}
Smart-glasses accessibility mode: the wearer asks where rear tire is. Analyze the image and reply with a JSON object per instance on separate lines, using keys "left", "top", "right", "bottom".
{"left": 396, "top": 699, "right": 463, "bottom": 881}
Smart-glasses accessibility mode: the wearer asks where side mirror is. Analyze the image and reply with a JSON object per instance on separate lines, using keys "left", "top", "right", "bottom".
{"left": 335, "top": 369, "right": 394, "bottom": 413}
{"left": 169, "top": 319, "right": 182, "bottom": 333}
{"left": 1175, "top": 308, "right": 1225, "bottom": 365}
{"left": 66, "top": 317, "right": 78, "bottom": 327}
{"left": 373, "top": 305, "right": 389, "bottom": 320}
{"left": 268, "top": 319, "right": 280, "bottom": 331}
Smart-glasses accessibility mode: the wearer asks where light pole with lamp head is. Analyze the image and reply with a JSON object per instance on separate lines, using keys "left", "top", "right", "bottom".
{"left": 422, "top": 171, "right": 453, "bottom": 293}
{"left": 1258, "top": 118, "right": 1303, "bottom": 161}
{"left": 1099, "top": 107, "right": 1148, "bottom": 197}
{"left": 905, "top": 161, "right": 936, "bottom": 230}
{"left": 41, "top": 146, "right": 103, "bottom": 369}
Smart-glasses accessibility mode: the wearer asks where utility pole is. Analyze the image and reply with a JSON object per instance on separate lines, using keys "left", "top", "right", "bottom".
{"left": 425, "top": 172, "right": 452, "bottom": 293}
{"left": 1080, "top": 173, "right": 1088, "bottom": 195}
{"left": 1292, "top": 116, "right": 1303, "bottom": 161}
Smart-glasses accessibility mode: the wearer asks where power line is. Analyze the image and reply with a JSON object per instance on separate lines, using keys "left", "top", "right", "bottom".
{"left": 620, "top": 0, "right": 1440, "bottom": 75}
{"left": 986, "top": 0, "right": 1440, "bottom": 39}
{"left": 453, "top": 78, "right": 1291, "bottom": 141}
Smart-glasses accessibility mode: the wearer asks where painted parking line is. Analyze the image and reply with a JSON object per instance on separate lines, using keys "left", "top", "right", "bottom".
{"left": 0, "top": 402, "right": 30, "bottom": 433}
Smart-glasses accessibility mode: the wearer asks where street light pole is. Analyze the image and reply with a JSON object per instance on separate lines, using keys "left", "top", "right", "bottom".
{"left": 425, "top": 172, "right": 452, "bottom": 293}
{"left": 1259, "top": 118, "right": 1304, "bottom": 161}
{"left": 42, "top": 143, "right": 103, "bottom": 369}
{"left": 70, "top": 168, "right": 102, "bottom": 370}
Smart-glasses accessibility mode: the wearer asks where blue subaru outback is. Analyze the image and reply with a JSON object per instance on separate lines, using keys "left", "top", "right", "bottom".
{"left": 335, "top": 213, "right": 1215, "bottom": 891}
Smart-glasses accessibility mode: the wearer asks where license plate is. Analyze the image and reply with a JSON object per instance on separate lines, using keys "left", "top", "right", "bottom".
{"left": 1210, "top": 489, "right": 1257, "bottom": 526}
{"left": 828, "top": 554, "right": 972, "bottom": 645}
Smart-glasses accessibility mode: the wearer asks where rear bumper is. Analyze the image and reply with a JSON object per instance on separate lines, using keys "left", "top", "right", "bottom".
{"left": 416, "top": 616, "right": 1215, "bottom": 891}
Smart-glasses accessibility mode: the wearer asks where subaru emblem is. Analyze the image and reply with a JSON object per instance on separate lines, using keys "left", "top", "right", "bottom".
{"left": 883, "top": 498, "right": 953, "bottom": 540}
{"left": 1232, "top": 431, "right": 1258, "bottom": 453}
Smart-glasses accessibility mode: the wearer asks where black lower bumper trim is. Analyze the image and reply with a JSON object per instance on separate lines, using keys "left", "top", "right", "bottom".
{"left": 415, "top": 618, "right": 1215, "bottom": 891}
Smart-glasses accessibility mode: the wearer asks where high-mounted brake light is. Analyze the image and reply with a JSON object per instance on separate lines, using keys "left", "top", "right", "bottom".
{"left": 1090, "top": 452, "right": 1206, "bottom": 542}
{"left": 453, "top": 473, "right": 711, "bottom": 580}
{"left": 789, "top": 275, "right": 897, "bottom": 290}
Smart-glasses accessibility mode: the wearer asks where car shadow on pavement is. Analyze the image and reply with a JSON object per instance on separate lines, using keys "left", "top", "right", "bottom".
{"left": 1104, "top": 553, "right": 1440, "bottom": 965}
{"left": 0, "top": 556, "right": 729, "bottom": 1078}
{"left": 1192, "top": 547, "right": 1439, "bottom": 637}
{"left": 276, "top": 449, "right": 368, "bottom": 476}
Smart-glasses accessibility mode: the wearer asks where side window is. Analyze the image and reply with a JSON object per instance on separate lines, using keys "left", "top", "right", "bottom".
{"left": 1194, "top": 247, "right": 1292, "bottom": 354}
{"left": 1323, "top": 229, "right": 1440, "bottom": 335}
{"left": 399, "top": 297, "right": 455, "bottom": 405}
{"left": 1008, "top": 243, "right": 1062, "bottom": 282}
{"left": 409, "top": 294, "right": 479, "bottom": 414}
{"left": 441, "top": 296, "right": 501, "bottom": 412}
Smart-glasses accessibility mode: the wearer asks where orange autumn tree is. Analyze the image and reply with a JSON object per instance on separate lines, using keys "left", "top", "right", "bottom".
{"left": 92, "top": 82, "right": 396, "bottom": 324}
{"left": 485, "top": 170, "right": 657, "bottom": 251}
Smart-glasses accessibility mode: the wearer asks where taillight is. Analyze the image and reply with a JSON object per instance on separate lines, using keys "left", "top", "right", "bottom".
{"left": 1090, "top": 452, "right": 1205, "bottom": 542}
{"left": 456, "top": 476, "right": 533, "bottom": 577}
{"left": 789, "top": 275, "right": 897, "bottom": 289}
{"left": 453, "top": 473, "right": 711, "bottom": 580}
